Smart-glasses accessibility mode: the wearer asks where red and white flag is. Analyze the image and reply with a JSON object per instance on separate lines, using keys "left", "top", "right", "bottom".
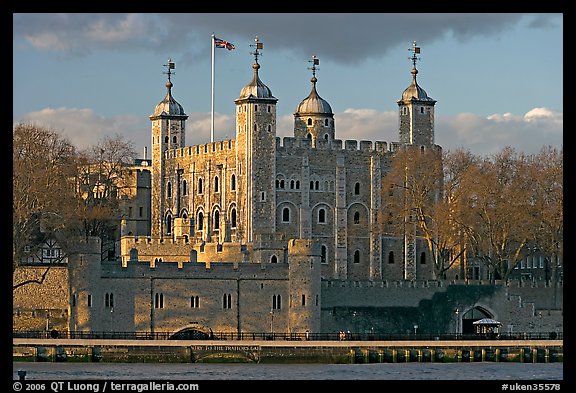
{"left": 214, "top": 37, "right": 235, "bottom": 50}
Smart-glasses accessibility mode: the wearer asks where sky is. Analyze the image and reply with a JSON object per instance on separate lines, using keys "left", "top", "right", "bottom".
{"left": 13, "top": 13, "right": 563, "bottom": 158}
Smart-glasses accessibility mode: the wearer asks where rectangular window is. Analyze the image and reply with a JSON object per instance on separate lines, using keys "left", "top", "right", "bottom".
{"left": 87, "top": 294, "right": 92, "bottom": 308}
{"left": 301, "top": 294, "right": 306, "bottom": 306}
{"left": 128, "top": 207, "right": 133, "bottom": 218}
{"left": 139, "top": 207, "right": 143, "bottom": 217}
{"left": 539, "top": 256, "right": 544, "bottom": 269}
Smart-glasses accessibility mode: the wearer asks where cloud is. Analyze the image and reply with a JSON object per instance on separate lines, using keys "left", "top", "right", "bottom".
{"left": 439, "top": 108, "right": 563, "bottom": 155}
{"left": 13, "top": 13, "right": 560, "bottom": 64}
{"left": 15, "top": 106, "right": 562, "bottom": 158}
{"left": 14, "top": 107, "right": 147, "bottom": 154}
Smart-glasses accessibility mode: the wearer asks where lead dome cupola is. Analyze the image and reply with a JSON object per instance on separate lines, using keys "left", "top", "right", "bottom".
{"left": 295, "top": 75, "right": 333, "bottom": 114}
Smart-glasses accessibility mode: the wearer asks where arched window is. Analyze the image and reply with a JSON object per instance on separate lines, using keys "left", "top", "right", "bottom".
{"left": 214, "top": 210, "right": 220, "bottom": 230}
{"left": 268, "top": 125, "right": 271, "bottom": 132}
{"left": 321, "top": 245, "right": 327, "bottom": 264}
{"left": 197, "top": 212, "right": 204, "bottom": 231}
{"left": 310, "top": 180, "right": 314, "bottom": 190}
{"left": 420, "top": 106, "right": 424, "bottom": 114}
{"left": 167, "top": 182, "right": 172, "bottom": 198}
{"left": 272, "top": 294, "right": 282, "bottom": 310}
{"left": 324, "top": 119, "right": 328, "bottom": 126}
{"left": 354, "top": 250, "right": 360, "bottom": 264}
{"left": 282, "top": 207, "right": 290, "bottom": 223}
{"left": 315, "top": 181, "right": 319, "bottom": 190}
{"left": 354, "top": 182, "right": 360, "bottom": 195}
{"left": 254, "top": 124, "right": 258, "bottom": 131}
{"left": 172, "top": 135, "right": 177, "bottom": 143}
{"left": 307, "top": 133, "right": 312, "bottom": 139}
{"left": 223, "top": 293, "right": 232, "bottom": 309}
{"left": 420, "top": 252, "right": 426, "bottom": 264}
{"left": 354, "top": 211, "right": 360, "bottom": 224}
{"left": 267, "top": 105, "right": 271, "bottom": 113}
{"left": 290, "top": 180, "right": 295, "bottom": 189}
{"left": 388, "top": 251, "right": 395, "bottom": 264}
{"left": 270, "top": 255, "right": 278, "bottom": 264}
{"left": 231, "top": 208, "right": 237, "bottom": 228}
{"left": 318, "top": 208, "right": 326, "bottom": 223}
{"left": 324, "top": 134, "right": 328, "bottom": 140}
{"left": 166, "top": 215, "right": 172, "bottom": 234}
{"left": 307, "top": 118, "right": 312, "bottom": 126}
{"left": 105, "top": 293, "right": 114, "bottom": 308}
{"left": 214, "top": 176, "right": 219, "bottom": 193}
{"left": 231, "top": 174, "right": 236, "bottom": 191}
{"left": 155, "top": 293, "right": 164, "bottom": 309}
{"left": 280, "top": 180, "right": 285, "bottom": 189}
{"left": 198, "top": 178, "right": 203, "bottom": 194}
{"left": 164, "top": 136, "right": 169, "bottom": 143}
{"left": 182, "top": 180, "right": 187, "bottom": 196}
{"left": 296, "top": 181, "right": 300, "bottom": 189}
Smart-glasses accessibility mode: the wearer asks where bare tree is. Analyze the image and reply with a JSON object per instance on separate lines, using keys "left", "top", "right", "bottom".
{"left": 527, "top": 146, "right": 563, "bottom": 291}
{"left": 74, "top": 134, "right": 137, "bottom": 259}
{"left": 381, "top": 145, "right": 463, "bottom": 279}
{"left": 13, "top": 123, "right": 79, "bottom": 288}
{"left": 460, "top": 147, "right": 536, "bottom": 282}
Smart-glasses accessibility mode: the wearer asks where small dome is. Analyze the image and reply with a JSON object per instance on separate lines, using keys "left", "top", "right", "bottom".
{"left": 237, "top": 63, "right": 275, "bottom": 100}
{"left": 295, "top": 76, "right": 333, "bottom": 114}
{"left": 401, "top": 68, "right": 434, "bottom": 102}
{"left": 151, "top": 81, "right": 186, "bottom": 118}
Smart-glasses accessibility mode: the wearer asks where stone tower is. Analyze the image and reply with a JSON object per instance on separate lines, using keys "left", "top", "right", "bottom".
{"left": 293, "top": 55, "right": 335, "bottom": 146}
{"left": 149, "top": 60, "right": 188, "bottom": 237}
{"left": 397, "top": 42, "right": 436, "bottom": 147}
{"left": 397, "top": 42, "right": 437, "bottom": 280}
{"left": 288, "top": 239, "right": 321, "bottom": 334}
{"left": 234, "top": 38, "right": 278, "bottom": 243}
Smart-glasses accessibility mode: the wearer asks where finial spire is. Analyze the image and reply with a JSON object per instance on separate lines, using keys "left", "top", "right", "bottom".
{"left": 250, "top": 36, "right": 264, "bottom": 65}
{"left": 408, "top": 41, "right": 421, "bottom": 81}
{"left": 408, "top": 41, "right": 421, "bottom": 69}
{"left": 308, "top": 54, "right": 320, "bottom": 82}
{"left": 163, "top": 58, "right": 175, "bottom": 82}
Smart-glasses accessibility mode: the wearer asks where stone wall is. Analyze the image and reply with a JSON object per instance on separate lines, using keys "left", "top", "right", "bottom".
{"left": 13, "top": 266, "right": 69, "bottom": 331}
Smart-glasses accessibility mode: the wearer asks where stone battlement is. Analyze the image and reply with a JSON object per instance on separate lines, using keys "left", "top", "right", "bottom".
{"left": 165, "top": 139, "right": 236, "bottom": 159}
{"left": 276, "top": 137, "right": 389, "bottom": 153}
{"left": 102, "top": 259, "right": 288, "bottom": 280}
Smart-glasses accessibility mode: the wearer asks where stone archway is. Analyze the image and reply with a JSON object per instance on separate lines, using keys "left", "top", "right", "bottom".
{"left": 169, "top": 326, "right": 213, "bottom": 340}
{"left": 461, "top": 306, "right": 493, "bottom": 334}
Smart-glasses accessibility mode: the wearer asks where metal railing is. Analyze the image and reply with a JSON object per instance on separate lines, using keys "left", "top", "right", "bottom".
{"left": 13, "top": 330, "right": 562, "bottom": 341}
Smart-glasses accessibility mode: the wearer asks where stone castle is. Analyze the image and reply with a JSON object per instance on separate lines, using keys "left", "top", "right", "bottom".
{"left": 13, "top": 40, "right": 562, "bottom": 337}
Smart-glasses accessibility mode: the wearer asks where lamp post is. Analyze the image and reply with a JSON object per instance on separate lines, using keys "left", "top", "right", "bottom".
{"left": 269, "top": 309, "right": 274, "bottom": 336}
{"left": 455, "top": 308, "right": 460, "bottom": 337}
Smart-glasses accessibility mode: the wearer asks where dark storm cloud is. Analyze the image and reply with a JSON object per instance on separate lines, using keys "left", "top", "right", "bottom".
{"left": 14, "top": 13, "right": 560, "bottom": 63}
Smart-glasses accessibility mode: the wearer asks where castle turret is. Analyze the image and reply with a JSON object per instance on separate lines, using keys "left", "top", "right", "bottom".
{"left": 294, "top": 55, "right": 335, "bottom": 146}
{"left": 397, "top": 42, "right": 436, "bottom": 147}
{"left": 288, "top": 239, "right": 321, "bottom": 334}
{"left": 149, "top": 59, "right": 188, "bottom": 237}
{"left": 234, "top": 37, "right": 278, "bottom": 243}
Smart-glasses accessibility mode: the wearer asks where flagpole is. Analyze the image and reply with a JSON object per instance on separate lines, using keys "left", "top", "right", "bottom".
{"left": 211, "top": 34, "right": 215, "bottom": 143}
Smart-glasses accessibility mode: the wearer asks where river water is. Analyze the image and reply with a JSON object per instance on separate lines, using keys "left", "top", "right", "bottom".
{"left": 13, "top": 362, "right": 563, "bottom": 381}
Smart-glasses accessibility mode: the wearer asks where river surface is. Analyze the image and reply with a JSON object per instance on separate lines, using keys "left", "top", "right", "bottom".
{"left": 13, "top": 362, "right": 563, "bottom": 381}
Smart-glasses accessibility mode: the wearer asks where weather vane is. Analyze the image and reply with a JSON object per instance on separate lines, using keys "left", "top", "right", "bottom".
{"left": 250, "top": 36, "right": 264, "bottom": 64}
{"left": 308, "top": 55, "right": 320, "bottom": 77}
{"left": 163, "top": 58, "right": 175, "bottom": 81}
{"left": 408, "top": 41, "right": 421, "bottom": 68}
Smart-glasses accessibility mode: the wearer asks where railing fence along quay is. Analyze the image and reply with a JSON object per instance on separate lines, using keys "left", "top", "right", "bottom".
{"left": 13, "top": 330, "right": 562, "bottom": 341}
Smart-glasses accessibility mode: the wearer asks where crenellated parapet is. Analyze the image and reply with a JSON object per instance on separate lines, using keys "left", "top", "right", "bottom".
{"left": 164, "top": 139, "right": 236, "bottom": 159}
{"left": 276, "top": 136, "right": 391, "bottom": 155}
{"left": 101, "top": 259, "right": 289, "bottom": 280}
